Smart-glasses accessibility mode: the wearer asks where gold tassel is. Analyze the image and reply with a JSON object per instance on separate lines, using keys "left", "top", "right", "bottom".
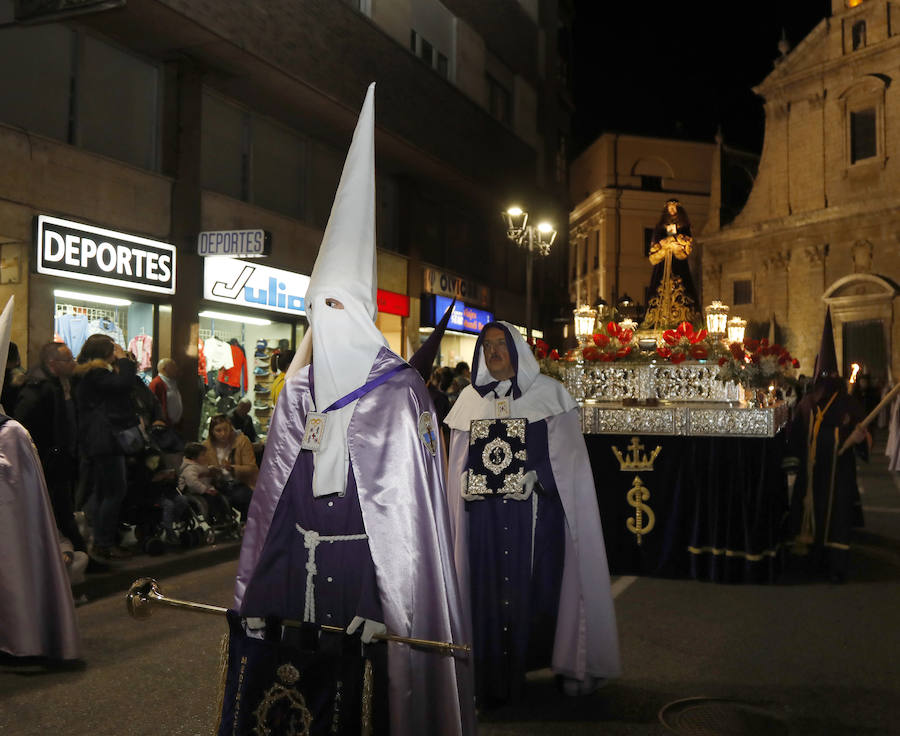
{"left": 211, "top": 631, "right": 229, "bottom": 736}
{"left": 360, "top": 658, "right": 374, "bottom": 736}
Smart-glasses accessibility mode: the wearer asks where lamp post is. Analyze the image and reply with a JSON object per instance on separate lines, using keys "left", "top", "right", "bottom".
{"left": 502, "top": 205, "right": 557, "bottom": 341}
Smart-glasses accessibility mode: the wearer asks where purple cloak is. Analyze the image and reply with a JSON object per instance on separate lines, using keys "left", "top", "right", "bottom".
{"left": 234, "top": 347, "right": 475, "bottom": 735}
{"left": 0, "top": 418, "right": 81, "bottom": 660}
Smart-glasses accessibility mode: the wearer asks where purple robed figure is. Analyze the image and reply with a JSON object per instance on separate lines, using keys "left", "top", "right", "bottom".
{"left": 0, "top": 296, "right": 81, "bottom": 663}
{"left": 226, "top": 84, "right": 475, "bottom": 735}
{"left": 445, "top": 321, "right": 620, "bottom": 704}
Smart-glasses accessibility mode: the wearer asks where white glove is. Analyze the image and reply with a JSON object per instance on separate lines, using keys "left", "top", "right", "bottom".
{"left": 504, "top": 470, "right": 537, "bottom": 501}
{"left": 347, "top": 616, "right": 387, "bottom": 644}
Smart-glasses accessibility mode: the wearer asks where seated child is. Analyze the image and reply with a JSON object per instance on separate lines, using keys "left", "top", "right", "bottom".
{"left": 177, "top": 442, "right": 230, "bottom": 526}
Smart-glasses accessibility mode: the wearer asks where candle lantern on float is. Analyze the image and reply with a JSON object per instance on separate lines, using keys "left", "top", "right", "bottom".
{"left": 705, "top": 300, "right": 729, "bottom": 340}
{"left": 727, "top": 316, "right": 747, "bottom": 344}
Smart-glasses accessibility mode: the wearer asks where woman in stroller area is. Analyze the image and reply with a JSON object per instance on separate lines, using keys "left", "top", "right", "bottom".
{"left": 202, "top": 414, "right": 257, "bottom": 521}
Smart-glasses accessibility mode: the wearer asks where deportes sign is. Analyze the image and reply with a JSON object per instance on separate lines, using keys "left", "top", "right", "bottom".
{"left": 35, "top": 215, "right": 176, "bottom": 295}
{"left": 197, "top": 229, "right": 271, "bottom": 257}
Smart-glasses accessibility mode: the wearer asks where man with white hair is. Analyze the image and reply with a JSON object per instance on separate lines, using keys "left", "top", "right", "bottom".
{"left": 218, "top": 85, "right": 474, "bottom": 736}
{"left": 445, "top": 321, "right": 620, "bottom": 705}
{"left": 148, "top": 357, "right": 183, "bottom": 428}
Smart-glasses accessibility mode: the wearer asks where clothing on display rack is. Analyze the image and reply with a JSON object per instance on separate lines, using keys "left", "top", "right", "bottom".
{"left": 54, "top": 312, "right": 92, "bottom": 357}
{"left": 217, "top": 340, "right": 248, "bottom": 393}
{"left": 198, "top": 338, "right": 208, "bottom": 384}
{"left": 86, "top": 317, "right": 126, "bottom": 348}
{"left": 128, "top": 333, "right": 153, "bottom": 373}
{"left": 202, "top": 336, "right": 234, "bottom": 372}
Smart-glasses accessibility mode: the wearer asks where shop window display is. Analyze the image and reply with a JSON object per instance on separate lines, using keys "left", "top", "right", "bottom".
{"left": 197, "top": 313, "right": 293, "bottom": 442}
{"left": 54, "top": 291, "right": 156, "bottom": 383}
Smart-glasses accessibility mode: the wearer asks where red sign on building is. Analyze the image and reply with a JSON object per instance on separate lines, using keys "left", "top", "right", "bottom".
{"left": 377, "top": 289, "right": 409, "bottom": 317}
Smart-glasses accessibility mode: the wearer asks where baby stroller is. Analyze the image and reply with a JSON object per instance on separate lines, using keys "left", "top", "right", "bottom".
{"left": 182, "top": 489, "right": 243, "bottom": 543}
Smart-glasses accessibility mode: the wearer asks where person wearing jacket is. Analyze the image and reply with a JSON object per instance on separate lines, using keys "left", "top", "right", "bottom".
{"left": 203, "top": 413, "right": 257, "bottom": 520}
{"left": 15, "top": 342, "right": 86, "bottom": 555}
{"left": 74, "top": 334, "right": 139, "bottom": 559}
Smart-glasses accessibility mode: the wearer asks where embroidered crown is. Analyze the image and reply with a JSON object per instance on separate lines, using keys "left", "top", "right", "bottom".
{"left": 611, "top": 437, "right": 661, "bottom": 472}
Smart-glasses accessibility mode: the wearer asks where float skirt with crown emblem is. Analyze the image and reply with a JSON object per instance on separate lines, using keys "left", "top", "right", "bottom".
{"left": 563, "top": 362, "right": 790, "bottom": 583}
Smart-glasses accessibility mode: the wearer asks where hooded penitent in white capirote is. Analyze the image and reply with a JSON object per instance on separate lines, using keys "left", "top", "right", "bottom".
{"left": 300, "top": 82, "right": 387, "bottom": 498}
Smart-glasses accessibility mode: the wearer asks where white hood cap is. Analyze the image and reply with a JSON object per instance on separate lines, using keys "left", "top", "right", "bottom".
{"left": 304, "top": 83, "right": 387, "bottom": 497}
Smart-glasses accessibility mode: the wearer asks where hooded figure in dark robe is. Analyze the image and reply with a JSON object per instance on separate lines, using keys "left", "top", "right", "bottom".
{"left": 444, "top": 320, "right": 620, "bottom": 706}
{"left": 222, "top": 85, "right": 475, "bottom": 736}
{"left": 787, "top": 309, "right": 868, "bottom": 582}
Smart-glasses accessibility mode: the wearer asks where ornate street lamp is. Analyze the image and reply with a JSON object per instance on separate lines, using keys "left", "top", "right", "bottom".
{"left": 705, "top": 300, "right": 730, "bottom": 340}
{"left": 502, "top": 205, "right": 557, "bottom": 340}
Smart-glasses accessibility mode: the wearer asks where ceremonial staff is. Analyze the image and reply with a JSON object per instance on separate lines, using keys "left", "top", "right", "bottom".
{"left": 126, "top": 578, "right": 470, "bottom": 656}
{"left": 837, "top": 380, "right": 900, "bottom": 455}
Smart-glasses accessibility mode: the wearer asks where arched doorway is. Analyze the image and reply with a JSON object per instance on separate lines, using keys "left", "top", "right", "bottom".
{"left": 823, "top": 273, "right": 899, "bottom": 408}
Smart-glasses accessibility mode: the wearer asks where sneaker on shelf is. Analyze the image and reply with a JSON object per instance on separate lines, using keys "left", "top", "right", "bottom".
{"left": 254, "top": 384, "right": 270, "bottom": 394}
{"left": 253, "top": 366, "right": 269, "bottom": 375}
{"left": 254, "top": 400, "right": 271, "bottom": 410}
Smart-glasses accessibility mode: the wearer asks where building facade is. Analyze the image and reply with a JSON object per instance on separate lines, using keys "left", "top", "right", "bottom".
{"left": 568, "top": 133, "right": 714, "bottom": 315}
{"left": 0, "top": 0, "right": 573, "bottom": 435}
{"left": 700, "top": 0, "right": 900, "bottom": 386}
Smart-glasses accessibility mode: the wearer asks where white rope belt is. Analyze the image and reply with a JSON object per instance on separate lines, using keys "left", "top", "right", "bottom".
{"left": 295, "top": 523, "right": 368, "bottom": 623}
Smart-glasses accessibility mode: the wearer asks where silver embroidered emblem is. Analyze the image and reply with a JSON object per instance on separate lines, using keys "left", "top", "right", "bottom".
{"left": 418, "top": 411, "right": 438, "bottom": 456}
{"left": 482, "top": 437, "right": 513, "bottom": 475}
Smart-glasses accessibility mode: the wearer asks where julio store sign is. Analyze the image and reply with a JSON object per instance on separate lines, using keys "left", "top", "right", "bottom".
{"left": 204, "top": 257, "right": 310, "bottom": 316}
{"left": 35, "top": 215, "right": 176, "bottom": 294}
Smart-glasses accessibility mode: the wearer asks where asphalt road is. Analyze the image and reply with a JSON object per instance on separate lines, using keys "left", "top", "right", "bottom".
{"left": 3, "top": 445, "right": 900, "bottom": 735}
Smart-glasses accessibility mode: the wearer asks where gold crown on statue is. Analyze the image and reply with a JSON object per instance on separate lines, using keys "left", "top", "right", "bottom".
{"left": 611, "top": 437, "right": 661, "bottom": 472}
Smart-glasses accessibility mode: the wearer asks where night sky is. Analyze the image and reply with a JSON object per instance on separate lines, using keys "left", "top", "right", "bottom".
{"left": 571, "top": 2, "right": 829, "bottom": 157}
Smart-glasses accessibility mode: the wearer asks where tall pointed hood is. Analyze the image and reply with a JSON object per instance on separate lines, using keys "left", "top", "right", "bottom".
{"left": 0, "top": 296, "right": 13, "bottom": 407}
{"left": 409, "top": 298, "right": 455, "bottom": 381}
{"left": 813, "top": 307, "right": 839, "bottom": 382}
{"left": 304, "top": 83, "right": 386, "bottom": 498}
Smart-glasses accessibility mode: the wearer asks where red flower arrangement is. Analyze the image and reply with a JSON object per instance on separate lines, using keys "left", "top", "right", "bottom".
{"left": 526, "top": 336, "right": 559, "bottom": 361}
{"left": 583, "top": 322, "right": 635, "bottom": 362}
{"left": 655, "top": 321, "right": 708, "bottom": 364}
{"left": 716, "top": 337, "right": 799, "bottom": 387}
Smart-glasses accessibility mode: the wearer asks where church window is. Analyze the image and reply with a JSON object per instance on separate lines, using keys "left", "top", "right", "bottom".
{"left": 643, "top": 228, "right": 654, "bottom": 257}
{"left": 852, "top": 21, "right": 866, "bottom": 51}
{"left": 733, "top": 279, "right": 752, "bottom": 306}
{"left": 850, "top": 108, "right": 877, "bottom": 163}
{"left": 641, "top": 175, "right": 662, "bottom": 191}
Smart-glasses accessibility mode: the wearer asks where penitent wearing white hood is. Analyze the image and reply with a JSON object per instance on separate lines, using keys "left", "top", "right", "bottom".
{"left": 296, "top": 83, "right": 388, "bottom": 498}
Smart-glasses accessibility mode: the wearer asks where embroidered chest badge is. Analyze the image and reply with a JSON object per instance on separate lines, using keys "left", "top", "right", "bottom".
{"left": 465, "top": 418, "right": 528, "bottom": 498}
{"left": 418, "top": 411, "right": 438, "bottom": 456}
{"left": 300, "top": 412, "right": 327, "bottom": 452}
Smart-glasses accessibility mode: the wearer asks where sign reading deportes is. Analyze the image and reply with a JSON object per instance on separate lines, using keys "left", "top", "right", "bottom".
{"left": 35, "top": 215, "right": 176, "bottom": 295}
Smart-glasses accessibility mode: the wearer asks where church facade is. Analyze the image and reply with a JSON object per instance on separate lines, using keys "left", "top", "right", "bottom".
{"left": 700, "top": 0, "right": 900, "bottom": 386}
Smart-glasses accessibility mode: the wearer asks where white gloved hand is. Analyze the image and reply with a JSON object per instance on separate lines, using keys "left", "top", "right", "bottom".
{"left": 347, "top": 616, "right": 387, "bottom": 644}
{"left": 503, "top": 470, "right": 537, "bottom": 501}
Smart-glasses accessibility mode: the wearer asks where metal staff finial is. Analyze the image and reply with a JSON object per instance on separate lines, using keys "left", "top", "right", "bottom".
{"left": 126, "top": 578, "right": 470, "bottom": 656}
